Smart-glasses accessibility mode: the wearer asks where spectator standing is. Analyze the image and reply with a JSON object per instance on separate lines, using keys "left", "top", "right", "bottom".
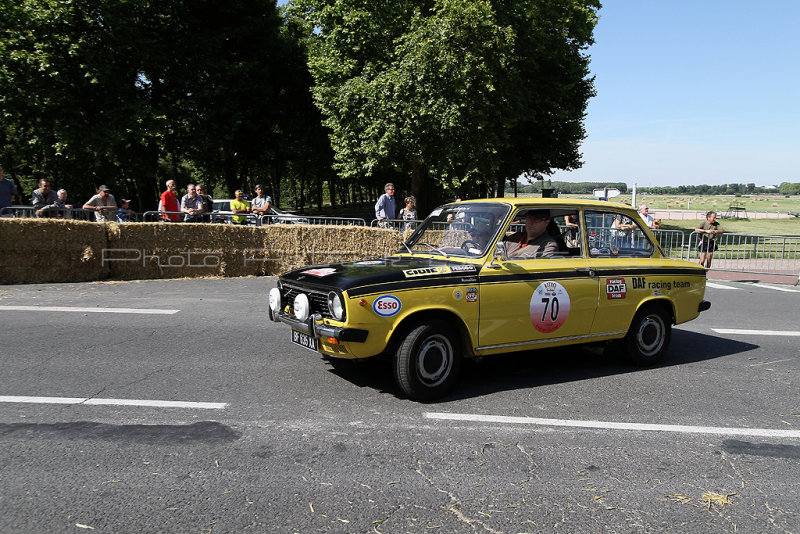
{"left": 375, "top": 182, "right": 397, "bottom": 228}
{"left": 180, "top": 183, "right": 204, "bottom": 222}
{"left": 638, "top": 204, "right": 655, "bottom": 229}
{"left": 116, "top": 199, "right": 135, "bottom": 222}
{"left": 83, "top": 185, "right": 117, "bottom": 222}
{"left": 251, "top": 184, "right": 272, "bottom": 224}
{"left": 230, "top": 189, "right": 251, "bottom": 225}
{"left": 0, "top": 164, "right": 18, "bottom": 213}
{"left": 32, "top": 179, "right": 60, "bottom": 217}
{"left": 696, "top": 211, "right": 725, "bottom": 268}
{"left": 196, "top": 184, "right": 214, "bottom": 222}
{"left": 56, "top": 189, "right": 74, "bottom": 219}
{"left": 399, "top": 196, "right": 417, "bottom": 232}
{"left": 160, "top": 180, "right": 180, "bottom": 222}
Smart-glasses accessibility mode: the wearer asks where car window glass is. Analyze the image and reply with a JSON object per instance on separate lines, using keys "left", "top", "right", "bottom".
{"left": 585, "top": 210, "right": 654, "bottom": 257}
{"left": 500, "top": 208, "right": 581, "bottom": 260}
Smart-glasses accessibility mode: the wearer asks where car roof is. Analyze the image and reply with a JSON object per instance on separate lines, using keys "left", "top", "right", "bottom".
{"left": 455, "top": 197, "right": 630, "bottom": 208}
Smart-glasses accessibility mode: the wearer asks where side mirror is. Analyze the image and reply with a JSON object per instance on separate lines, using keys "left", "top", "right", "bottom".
{"left": 488, "top": 241, "right": 507, "bottom": 268}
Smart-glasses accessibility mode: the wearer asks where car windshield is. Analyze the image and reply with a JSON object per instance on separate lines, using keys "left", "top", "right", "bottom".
{"left": 403, "top": 203, "right": 511, "bottom": 257}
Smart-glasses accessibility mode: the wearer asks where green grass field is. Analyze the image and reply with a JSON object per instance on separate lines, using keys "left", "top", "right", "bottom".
{"left": 505, "top": 193, "right": 800, "bottom": 236}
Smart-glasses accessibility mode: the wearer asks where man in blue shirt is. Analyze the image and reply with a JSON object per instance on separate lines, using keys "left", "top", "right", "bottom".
{"left": 0, "top": 164, "right": 18, "bottom": 213}
{"left": 374, "top": 182, "right": 397, "bottom": 228}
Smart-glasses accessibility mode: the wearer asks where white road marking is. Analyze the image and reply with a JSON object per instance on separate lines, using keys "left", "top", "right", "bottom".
{"left": 425, "top": 412, "right": 800, "bottom": 439}
{"left": 750, "top": 283, "right": 799, "bottom": 293}
{"left": 712, "top": 328, "right": 800, "bottom": 337}
{"left": 0, "top": 305, "right": 179, "bottom": 315}
{"left": 705, "top": 282, "right": 742, "bottom": 290}
{"left": 0, "top": 395, "right": 226, "bottom": 409}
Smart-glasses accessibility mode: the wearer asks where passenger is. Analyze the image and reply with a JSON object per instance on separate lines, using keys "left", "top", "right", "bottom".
{"left": 56, "top": 189, "right": 75, "bottom": 219}
{"left": 399, "top": 196, "right": 417, "bottom": 232}
{"left": 471, "top": 221, "right": 492, "bottom": 249}
{"left": 504, "top": 209, "right": 559, "bottom": 258}
{"left": 180, "top": 183, "right": 204, "bottom": 223}
{"left": 251, "top": 184, "right": 272, "bottom": 225}
{"left": 230, "top": 189, "right": 251, "bottom": 225}
{"left": 374, "top": 182, "right": 397, "bottom": 228}
{"left": 159, "top": 180, "right": 180, "bottom": 222}
{"left": 32, "top": 179, "right": 61, "bottom": 218}
{"left": 82, "top": 185, "right": 117, "bottom": 222}
{"left": 696, "top": 211, "right": 725, "bottom": 268}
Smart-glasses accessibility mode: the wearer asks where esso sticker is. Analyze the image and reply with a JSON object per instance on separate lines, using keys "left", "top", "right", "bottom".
{"left": 373, "top": 295, "right": 401, "bottom": 317}
{"left": 530, "top": 281, "right": 571, "bottom": 333}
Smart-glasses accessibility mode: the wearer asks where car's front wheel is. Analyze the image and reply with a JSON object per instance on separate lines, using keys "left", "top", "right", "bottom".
{"left": 625, "top": 304, "right": 671, "bottom": 366}
{"left": 394, "top": 320, "right": 462, "bottom": 401}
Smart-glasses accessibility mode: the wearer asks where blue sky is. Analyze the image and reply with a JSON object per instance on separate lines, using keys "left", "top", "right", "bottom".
{"left": 549, "top": 0, "right": 800, "bottom": 187}
{"left": 279, "top": 1, "right": 798, "bottom": 187}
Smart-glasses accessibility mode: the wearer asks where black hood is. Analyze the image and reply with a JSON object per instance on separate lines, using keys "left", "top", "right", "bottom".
{"left": 279, "top": 256, "right": 481, "bottom": 295}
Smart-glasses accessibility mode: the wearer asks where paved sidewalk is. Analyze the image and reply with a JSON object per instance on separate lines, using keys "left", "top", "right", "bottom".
{"left": 707, "top": 268, "right": 799, "bottom": 286}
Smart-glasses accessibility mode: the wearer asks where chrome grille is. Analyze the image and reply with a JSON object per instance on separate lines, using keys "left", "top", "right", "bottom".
{"left": 281, "top": 285, "right": 332, "bottom": 319}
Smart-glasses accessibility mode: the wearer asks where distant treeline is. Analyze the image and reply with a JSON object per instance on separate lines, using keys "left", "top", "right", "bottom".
{"left": 519, "top": 181, "right": 628, "bottom": 194}
{"left": 519, "top": 181, "right": 800, "bottom": 195}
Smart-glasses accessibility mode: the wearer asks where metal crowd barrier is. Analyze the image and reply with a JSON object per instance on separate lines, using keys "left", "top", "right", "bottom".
{"left": 262, "top": 214, "right": 366, "bottom": 226}
{"left": 0, "top": 205, "right": 139, "bottom": 221}
{"left": 371, "top": 218, "right": 423, "bottom": 231}
{"left": 685, "top": 232, "right": 800, "bottom": 279}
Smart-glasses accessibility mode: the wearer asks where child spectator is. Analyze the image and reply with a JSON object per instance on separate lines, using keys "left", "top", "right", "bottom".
{"left": 116, "top": 199, "right": 135, "bottom": 222}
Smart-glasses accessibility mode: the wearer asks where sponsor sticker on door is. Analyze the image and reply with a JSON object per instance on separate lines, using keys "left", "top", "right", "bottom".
{"left": 606, "top": 278, "right": 627, "bottom": 299}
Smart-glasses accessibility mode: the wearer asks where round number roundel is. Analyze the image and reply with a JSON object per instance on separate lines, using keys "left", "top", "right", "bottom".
{"left": 529, "top": 281, "right": 571, "bottom": 333}
{"left": 373, "top": 295, "right": 401, "bottom": 317}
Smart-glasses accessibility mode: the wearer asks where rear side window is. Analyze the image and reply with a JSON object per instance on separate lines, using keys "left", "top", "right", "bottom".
{"left": 585, "top": 210, "right": 654, "bottom": 257}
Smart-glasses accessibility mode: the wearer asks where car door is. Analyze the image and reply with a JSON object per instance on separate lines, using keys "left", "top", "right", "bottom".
{"left": 477, "top": 208, "right": 600, "bottom": 351}
{"left": 584, "top": 209, "right": 657, "bottom": 336}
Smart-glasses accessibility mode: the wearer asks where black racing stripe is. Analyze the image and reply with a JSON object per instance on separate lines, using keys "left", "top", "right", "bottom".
{"left": 346, "top": 267, "right": 705, "bottom": 297}
{"left": 347, "top": 276, "right": 476, "bottom": 297}
{"left": 593, "top": 267, "right": 707, "bottom": 278}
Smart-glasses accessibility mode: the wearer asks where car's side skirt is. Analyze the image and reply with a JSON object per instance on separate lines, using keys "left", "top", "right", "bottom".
{"left": 475, "top": 330, "right": 628, "bottom": 354}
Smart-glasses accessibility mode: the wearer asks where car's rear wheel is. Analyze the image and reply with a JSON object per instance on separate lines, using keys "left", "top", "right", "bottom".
{"left": 394, "top": 320, "right": 461, "bottom": 401}
{"left": 625, "top": 304, "right": 671, "bottom": 366}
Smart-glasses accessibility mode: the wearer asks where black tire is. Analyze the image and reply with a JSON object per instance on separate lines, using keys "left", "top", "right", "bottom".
{"left": 394, "top": 320, "right": 462, "bottom": 401}
{"left": 625, "top": 305, "right": 671, "bottom": 366}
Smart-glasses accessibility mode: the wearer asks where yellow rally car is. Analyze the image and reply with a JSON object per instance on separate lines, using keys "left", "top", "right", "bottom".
{"left": 268, "top": 198, "right": 710, "bottom": 401}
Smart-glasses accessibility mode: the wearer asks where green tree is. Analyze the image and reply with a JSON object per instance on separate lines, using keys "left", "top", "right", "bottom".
{"left": 288, "top": 0, "right": 599, "bottom": 214}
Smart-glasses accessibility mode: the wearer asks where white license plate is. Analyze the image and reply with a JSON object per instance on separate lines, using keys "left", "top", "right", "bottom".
{"left": 291, "top": 329, "right": 318, "bottom": 351}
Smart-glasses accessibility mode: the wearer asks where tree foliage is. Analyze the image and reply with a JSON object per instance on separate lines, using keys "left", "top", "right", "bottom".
{"left": 287, "top": 0, "right": 600, "bottom": 213}
{"left": 0, "top": 0, "right": 329, "bottom": 210}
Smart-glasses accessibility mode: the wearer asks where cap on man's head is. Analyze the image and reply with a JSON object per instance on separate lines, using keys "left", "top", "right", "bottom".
{"left": 97, "top": 185, "right": 110, "bottom": 191}
{"left": 120, "top": 198, "right": 130, "bottom": 204}
{"left": 527, "top": 209, "right": 550, "bottom": 220}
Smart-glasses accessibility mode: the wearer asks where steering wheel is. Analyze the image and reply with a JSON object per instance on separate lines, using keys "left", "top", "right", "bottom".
{"left": 460, "top": 240, "right": 482, "bottom": 253}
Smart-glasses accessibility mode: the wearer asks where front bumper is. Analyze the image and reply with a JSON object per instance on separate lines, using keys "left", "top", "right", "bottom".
{"left": 273, "top": 311, "right": 368, "bottom": 343}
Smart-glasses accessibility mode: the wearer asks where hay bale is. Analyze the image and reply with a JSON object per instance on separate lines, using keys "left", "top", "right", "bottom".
{"left": 0, "top": 219, "right": 107, "bottom": 284}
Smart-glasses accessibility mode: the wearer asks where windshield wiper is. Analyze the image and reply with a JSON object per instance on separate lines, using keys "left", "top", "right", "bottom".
{"left": 418, "top": 242, "right": 449, "bottom": 258}
{"left": 400, "top": 241, "right": 413, "bottom": 254}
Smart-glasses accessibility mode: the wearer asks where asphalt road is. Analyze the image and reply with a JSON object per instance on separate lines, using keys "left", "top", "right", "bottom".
{"left": 1, "top": 277, "right": 799, "bottom": 533}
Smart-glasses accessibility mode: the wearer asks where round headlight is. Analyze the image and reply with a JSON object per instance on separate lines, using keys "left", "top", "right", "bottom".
{"left": 327, "top": 292, "right": 344, "bottom": 321}
{"left": 293, "top": 293, "right": 310, "bottom": 321}
{"left": 268, "top": 287, "right": 282, "bottom": 321}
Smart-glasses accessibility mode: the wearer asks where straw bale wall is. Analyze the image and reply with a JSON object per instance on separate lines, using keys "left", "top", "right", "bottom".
{"left": 0, "top": 219, "right": 107, "bottom": 284}
{"left": 0, "top": 219, "right": 403, "bottom": 284}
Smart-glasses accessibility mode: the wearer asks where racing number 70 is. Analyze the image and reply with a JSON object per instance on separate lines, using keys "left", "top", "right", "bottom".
{"left": 540, "top": 297, "right": 559, "bottom": 322}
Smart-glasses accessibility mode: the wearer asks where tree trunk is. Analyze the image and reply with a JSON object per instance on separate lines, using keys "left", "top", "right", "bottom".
{"left": 411, "top": 160, "right": 428, "bottom": 217}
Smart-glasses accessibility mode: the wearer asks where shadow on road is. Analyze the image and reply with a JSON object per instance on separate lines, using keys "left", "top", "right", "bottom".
{"left": 323, "top": 329, "right": 759, "bottom": 402}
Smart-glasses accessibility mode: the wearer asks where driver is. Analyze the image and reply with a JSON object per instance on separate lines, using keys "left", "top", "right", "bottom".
{"left": 504, "top": 209, "right": 558, "bottom": 258}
